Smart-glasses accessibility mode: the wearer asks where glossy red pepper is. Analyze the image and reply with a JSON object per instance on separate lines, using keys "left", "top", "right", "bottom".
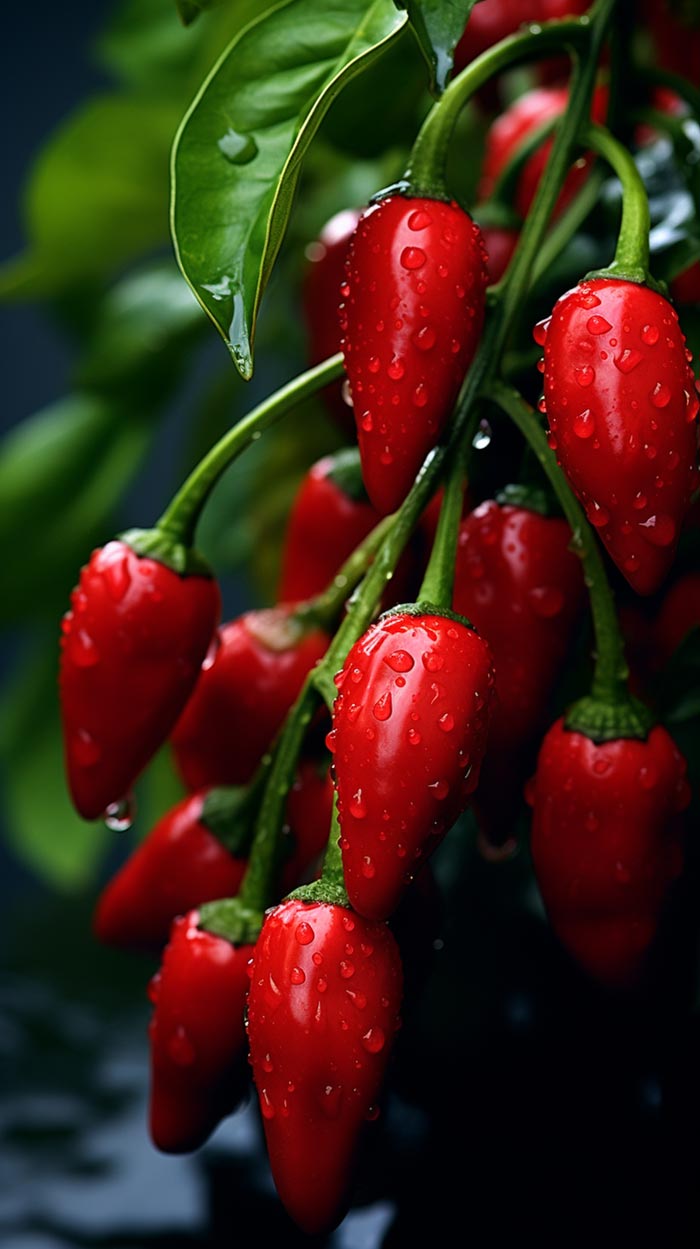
{"left": 60, "top": 540, "right": 220, "bottom": 821}
{"left": 330, "top": 608, "right": 495, "bottom": 919}
{"left": 480, "top": 224, "right": 519, "bottom": 284}
{"left": 454, "top": 0, "right": 590, "bottom": 72}
{"left": 247, "top": 897, "right": 403, "bottom": 1234}
{"left": 281, "top": 759, "right": 335, "bottom": 892}
{"left": 671, "top": 261, "right": 700, "bottom": 307}
{"left": 479, "top": 84, "right": 608, "bottom": 220}
{"left": 340, "top": 194, "right": 488, "bottom": 514}
{"left": 278, "top": 450, "right": 380, "bottom": 603}
{"left": 171, "top": 607, "right": 329, "bottom": 790}
{"left": 538, "top": 277, "right": 699, "bottom": 594}
{"left": 529, "top": 718, "right": 690, "bottom": 986}
{"left": 303, "top": 208, "right": 362, "bottom": 425}
{"left": 148, "top": 909, "right": 253, "bottom": 1152}
{"left": 453, "top": 498, "right": 585, "bottom": 844}
{"left": 93, "top": 790, "right": 250, "bottom": 949}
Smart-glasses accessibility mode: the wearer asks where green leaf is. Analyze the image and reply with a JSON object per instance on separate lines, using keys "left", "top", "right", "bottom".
{"left": 402, "top": 0, "right": 477, "bottom": 94}
{"left": 0, "top": 649, "right": 104, "bottom": 890}
{"left": 172, "top": 0, "right": 408, "bottom": 379}
{"left": 0, "top": 96, "right": 180, "bottom": 300}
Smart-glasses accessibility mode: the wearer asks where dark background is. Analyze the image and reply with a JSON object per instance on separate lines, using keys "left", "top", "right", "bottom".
{"left": 2, "top": 4, "right": 700, "bottom": 1248}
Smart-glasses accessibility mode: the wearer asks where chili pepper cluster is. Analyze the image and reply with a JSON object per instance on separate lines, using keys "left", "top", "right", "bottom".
{"left": 57, "top": 0, "right": 699, "bottom": 1236}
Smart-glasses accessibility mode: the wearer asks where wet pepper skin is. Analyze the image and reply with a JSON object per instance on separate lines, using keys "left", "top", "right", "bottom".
{"left": 453, "top": 500, "right": 585, "bottom": 844}
{"left": 331, "top": 610, "right": 495, "bottom": 919}
{"left": 171, "top": 607, "right": 329, "bottom": 790}
{"left": 148, "top": 910, "right": 253, "bottom": 1153}
{"left": 539, "top": 278, "right": 699, "bottom": 594}
{"left": 303, "top": 208, "right": 362, "bottom": 426}
{"left": 247, "top": 898, "right": 403, "bottom": 1235}
{"left": 93, "top": 791, "right": 247, "bottom": 949}
{"left": 60, "top": 541, "right": 220, "bottom": 820}
{"left": 340, "top": 195, "right": 488, "bottom": 515}
{"left": 529, "top": 720, "right": 690, "bottom": 987}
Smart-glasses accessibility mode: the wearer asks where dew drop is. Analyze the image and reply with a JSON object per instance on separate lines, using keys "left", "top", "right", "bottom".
{"left": 384, "top": 650, "right": 414, "bottom": 673}
{"left": 528, "top": 586, "right": 564, "bottom": 617}
{"left": 633, "top": 492, "right": 647, "bottom": 511}
{"left": 413, "top": 383, "right": 428, "bottom": 407}
{"left": 104, "top": 554, "right": 132, "bottom": 602}
{"left": 368, "top": 356, "right": 380, "bottom": 374}
{"left": 400, "top": 246, "right": 426, "bottom": 270}
{"left": 587, "top": 315, "right": 612, "bottom": 335}
{"left": 574, "top": 365, "right": 595, "bottom": 387}
{"left": 586, "top": 501, "right": 610, "bottom": 528}
{"left": 362, "top": 1027, "right": 386, "bottom": 1054}
{"left": 641, "top": 324, "right": 659, "bottom": 346}
{"left": 218, "top": 129, "right": 258, "bottom": 165}
{"left": 533, "top": 317, "right": 550, "bottom": 346}
{"left": 429, "top": 779, "right": 450, "bottom": 800}
{"left": 349, "top": 790, "right": 367, "bottom": 819}
{"left": 260, "top": 1089, "right": 275, "bottom": 1119}
{"left": 387, "top": 356, "right": 405, "bottom": 381}
{"left": 290, "top": 966, "right": 306, "bottom": 985}
{"left": 408, "top": 209, "right": 432, "bottom": 231}
{"left": 70, "top": 629, "right": 100, "bottom": 668}
{"left": 295, "top": 922, "right": 314, "bottom": 945}
{"left": 361, "top": 857, "right": 376, "bottom": 879}
{"left": 651, "top": 382, "right": 671, "bottom": 408}
{"left": 438, "top": 712, "right": 455, "bottom": 732}
{"left": 413, "top": 325, "right": 437, "bottom": 351}
{"left": 407, "top": 728, "right": 421, "bottom": 746}
{"left": 104, "top": 795, "right": 134, "bottom": 832}
{"left": 73, "top": 728, "right": 101, "bottom": 768}
{"left": 573, "top": 408, "right": 595, "bottom": 439}
{"left": 639, "top": 513, "right": 676, "bottom": 547}
{"left": 373, "top": 690, "right": 393, "bottom": 721}
{"left": 361, "top": 412, "right": 374, "bottom": 432}
{"left": 340, "top": 960, "right": 355, "bottom": 979}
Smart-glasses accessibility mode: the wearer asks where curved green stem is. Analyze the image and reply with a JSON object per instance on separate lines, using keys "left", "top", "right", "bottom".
{"left": 485, "top": 383, "right": 651, "bottom": 735}
{"left": 417, "top": 442, "right": 467, "bottom": 607}
{"left": 406, "top": 18, "right": 591, "bottom": 197}
{"left": 584, "top": 123, "right": 651, "bottom": 281}
{"left": 157, "top": 353, "right": 344, "bottom": 544}
{"left": 295, "top": 513, "right": 394, "bottom": 632}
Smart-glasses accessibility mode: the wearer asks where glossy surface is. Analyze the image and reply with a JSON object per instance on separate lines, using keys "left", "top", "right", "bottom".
{"left": 341, "top": 195, "right": 488, "bottom": 514}
{"left": 529, "top": 719, "right": 690, "bottom": 986}
{"left": 480, "top": 224, "right": 519, "bottom": 284}
{"left": 479, "top": 84, "right": 607, "bottom": 221}
{"left": 171, "top": 607, "right": 329, "bottom": 790}
{"left": 148, "top": 911, "right": 253, "bottom": 1153}
{"left": 304, "top": 208, "right": 362, "bottom": 425}
{"left": 331, "top": 610, "right": 495, "bottom": 919}
{"left": 454, "top": 0, "right": 589, "bottom": 71}
{"left": 281, "top": 759, "right": 335, "bottom": 892}
{"left": 539, "top": 278, "right": 699, "bottom": 594}
{"left": 93, "top": 792, "right": 247, "bottom": 949}
{"left": 247, "top": 898, "right": 402, "bottom": 1235}
{"left": 278, "top": 453, "right": 380, "bottom": 603}
{"left": 453, "top": 500, "right": 585, "bottom": 846}
{"left": 60, "top": 541, "right": 220, "bottom": 820}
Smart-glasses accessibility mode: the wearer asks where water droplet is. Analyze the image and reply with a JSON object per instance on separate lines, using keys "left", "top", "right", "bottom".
{"left": 316, "top": 976, "right": 328, "bottom": 993}
{"left": 368, "top": 356, "right": 380, "bottom": 374}
{"left": 651, "top": 382, "right": 671, "bottom": 408}
{"left": 361, "top": 857, "right": 376, "bottom": 879}
{"left": 422, "top": 649, "right": 444, "bottom": 673}
{"left": 573, "top": 408, "right": 595, "bottom": 439}
{"left": 260, "top": 1089, "right": 275, "bottom": 1119}
{"left": 438, "top": 712, "right": 455, "bottom": 733}
{"left": 70, "top": 629, "right": 100, "bottom": 668}
{"left": 340, "top": 960, "right": 355, "bottom": 979}
{"left": 147, "top": 972, "right": 161, "bottom": 1004}
{"left": 413, "top": 325, "right": 436, "bottom": 351}
{"left": 218, "top": 129, "right": 258, "bottom": 165}
{"left": 400, "top": 246, "right": 426, "bottom": 270}
{"left": 574, "top": 365, "right": 595, "bottom": 387}
{"left": 362, "top": 1027, "right": 386, "bottom": 1054}
{"left": 168, "top": 1025, "right": 196, "bottom": 1066}
{"left": 639, "top": 513, "right": 676, "bottom": 547}
{"left": 379, "top": 446, "right": 393, "bottom": 465}
{"left": 295, "top": 922, "right": 314, "bottom": 945}
{"left": 586, "top": 501, "right": 610, "bottom": 528}
{"left": 407, "top": 728, "right": 421, "bottom": 746}
{"left": 342, "top": 915, "right": 355, "bottom": 931}
{"left": 593, "top": 757, "right": 611, "bottom": 776}
{"left": 528, "top": 586, "right": 564, "bottom": 617}
{"left": 429, "top": 779, "right": 450, "bottom": 800}
{"left": 384, "top": 650, "right": 414, "bottom": 673}
{"left": 633, "top": 492, "right": 647, "bottom": 510}
{"left": 104, "top": 795, "right": 134, "bottom": 832}
{"left": 641, "top": 324, "right": 659, "bottom": 346}
{"left": 361, "top": 412, "right": 374, "bottom": 433}
{"left": 261, "top": 1052, "right": 274, "bottom": 1073}
{"left": 408, "top": 209, "right": 431, "bottom": 231}
{"left": 104, "top": 554, "right": 131, "bottom": 601}
{"left": 290, "top": 966, "right": 306, "bottom": 985}
{"left": 587, "top": 315, "right": 612, "bottom": 335}
{"left": 412, "top": 383, "right": 428, "bottom": 408}
{"left": 473, "top": 419, "right": 492, "bottom": 450}
{"left": 387, "top": 356, "right": 404, "bottom": 380}
{"left": 373, "top": 690, "right": 393, "bottom": 721}
{"left": 533, "top": 317, "right": 550, "bottom": 346}
{"left": 349, "top": 790, "right": 367, "bottom": 819}
{"left": 320, "top": 1085, "right": 342, "bottom": 1118}
{"left": 365, "top": 1104, "right": 380, "bottom": 1122}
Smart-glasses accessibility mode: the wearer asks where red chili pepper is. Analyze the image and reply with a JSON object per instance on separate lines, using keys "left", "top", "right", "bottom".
{"left": 148, "top": 909, "right": 253, "bottom": 1152}
{"left": 340, "top": 194, "right": 488, "bottom": 514}
{"left": 454, "top": 0, "right": 590, "bottom": 73}
{"left": 538, "top": 277, "right": 699, "bottom": 594}
{"left": 453, "top": 497, "right": 585, "bottom": 845}
{"left": 528, "top": 718, "right": 690, "bottom": 986}
{"left": 171, "top": 607, "right": 329, "bottom": 790}
{"left": 480, "top": 224, "right": 519, "bottom": 283}
{"left": 655, "top": 572, "right": 700, "bottom": 666}
{"left": 303, "top": 208, "right": 362, "bottom": 425}
{"left": 671, "top": 260, "right": 700, "bottom": 307}
{"left": 278, "top": 450, "right": 380, "bottom": 603}
{"left": 330, "top": 608, "right": 495, "bottom": 919}
{"left": 60, "top": 539, "right": 220, "bottom": 821}
{"left": 93, "top": 790, "right": 248, "bottom": 949}
{"left": 641, "top": 0, "right": 700, "bottom": 83}
{"left": 246, "top": 897, "right": 403, "bottom": 1235}
{"left": 281, "top": 759, "right": 335, "bottom": 892}
{"left": 479, "top": 84, "right": 608, "bottom": 220}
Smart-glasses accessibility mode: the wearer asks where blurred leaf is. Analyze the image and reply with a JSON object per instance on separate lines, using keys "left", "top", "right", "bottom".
{"left": 77, "top": 260, "right": 205, "bottom": 393}
{"left": 0, "top": 399, "right": 152, "bottom": 623}
{"left": 171, "top": 0, "right": 408, "bottom": 378}
{"left": 0, "top": 96, "right": 180, "bottom": 300}
{"left": 0, "top": 649, "right": 103, "bottom": 889}
{"left": 320, "top": 29, "right": 427, "bottom": 159}
{"left": 176, "top": 0, "right": 221, "bottom": 25}
{"left": 401, "top": 0, "right": 476, "bottom": 94}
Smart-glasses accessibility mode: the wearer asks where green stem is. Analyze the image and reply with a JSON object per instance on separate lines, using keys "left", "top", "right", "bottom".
{"left": 157, "top": 353, "right": 344, "bottom": 544}
{"left": 295, "top": 513, "right": 394, "bottom": 632}
{"left": 485, "top": 381, "right": 628, "bottom": 704}
{"left": 320, "top": 800, "right": 346, "bottom": 892}
{"left": 641, "top": 66, "right": 700, "bottom": 126}
{"left": 584, "top": 123, "right": 651, "bottom": 281}
{"left": 406, "top": 18, "right": 591, "bottom": 197}
{"left": 418, "top": 443, "right": 467, "bottom": 607}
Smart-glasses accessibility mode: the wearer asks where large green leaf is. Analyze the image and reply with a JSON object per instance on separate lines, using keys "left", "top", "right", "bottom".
{"left": 171, "top": 0, "right": 408, "bottom": 379}
{"left": 0, "top": 96, "right": 180, "bottom": 300}
{"left": 401, "top": 0, "right": 477, "bottom": 93}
